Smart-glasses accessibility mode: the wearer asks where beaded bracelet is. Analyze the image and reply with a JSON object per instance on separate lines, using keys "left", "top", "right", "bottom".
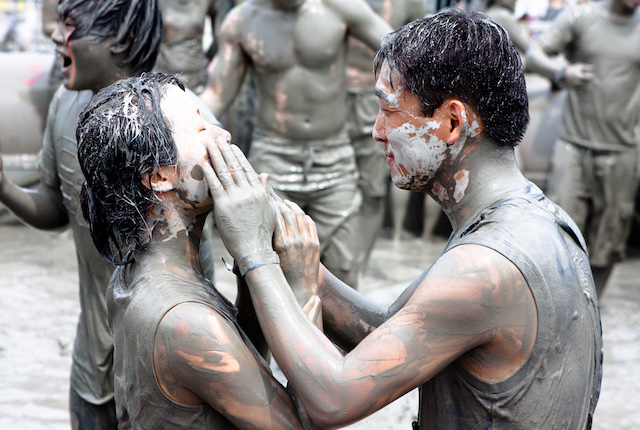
{"left": 237, "top": 250, "right": 280, "bottom": 277}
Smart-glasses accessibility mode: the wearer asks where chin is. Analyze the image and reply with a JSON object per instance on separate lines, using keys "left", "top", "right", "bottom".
{"left": 391, "top": 178, "right": 411, "bottom": 191}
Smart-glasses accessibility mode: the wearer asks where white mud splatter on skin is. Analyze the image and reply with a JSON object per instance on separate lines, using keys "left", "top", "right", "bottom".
{"left": 387, "top": 121, "right": 447, "bottom": 188}
{"left": 431, "top": 181, "right": 449, "bottom": 202}
{"left": 453, "top": 169, "right": 470, "bottom": 203}
{"left": 469, "top": 120, "right": 482, "bottom": 137}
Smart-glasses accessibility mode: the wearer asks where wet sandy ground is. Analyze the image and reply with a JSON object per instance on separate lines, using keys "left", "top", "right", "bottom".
{"left": 0, "top": 223, "right": 638, "bottom": 429}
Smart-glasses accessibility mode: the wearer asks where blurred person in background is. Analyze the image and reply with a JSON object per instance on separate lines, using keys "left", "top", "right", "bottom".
{"left": 345, "top": 0, "right": 428, "bottom": 275}
{"left": 525, "top": 0, "right": 640, "bottom": 295}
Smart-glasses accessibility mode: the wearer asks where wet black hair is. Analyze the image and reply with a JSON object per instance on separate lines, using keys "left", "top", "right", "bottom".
{"left": 374, "top": 9, "right": 529, "bottom": 147}
{"left": 78, "top": 73, "right": 185, "bottom": 265}
{"left": 58, "top": 0, "right": 162, "bottom": 75}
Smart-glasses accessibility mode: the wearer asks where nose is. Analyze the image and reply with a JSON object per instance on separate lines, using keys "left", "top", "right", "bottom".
{"left": 208, "top": 123, "right": 232, "bottom": 143}
{"left": 372, "top": 110, "right": 386, "bottom": 143}
{"left": 51, "top": 21, "right": 64, "bottom": 46}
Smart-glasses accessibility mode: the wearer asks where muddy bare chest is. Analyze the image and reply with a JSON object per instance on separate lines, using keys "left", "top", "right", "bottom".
{"left": 242, "top": 7, "right": 347, "bottom": 73}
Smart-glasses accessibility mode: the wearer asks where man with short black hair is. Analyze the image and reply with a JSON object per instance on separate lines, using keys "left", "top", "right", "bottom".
{"left": 206, "top": 10, "right": 603, "bottom": 428}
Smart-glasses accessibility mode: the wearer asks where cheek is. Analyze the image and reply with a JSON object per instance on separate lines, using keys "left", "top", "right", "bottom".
{"left": 388, "top": 122, "right": 448, "bottom": 179}
{"left": 181, "top": 172, "right": 209, "bottom": 202}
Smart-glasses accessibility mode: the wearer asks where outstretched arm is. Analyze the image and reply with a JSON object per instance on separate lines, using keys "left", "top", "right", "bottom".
{"left": 318, "top": 263, "right": 428, "bottom": 351}
{"left": 0, "top": 143, "right": 68, "bottom": 230}
{"left": 524, "top": 6, "right": 593, "bottom": 89}
{"left": 333, "top": 0, "right": 393, "bottom": 51}
{"left": 235, "top": 196, "right": 323, "bottom": 357}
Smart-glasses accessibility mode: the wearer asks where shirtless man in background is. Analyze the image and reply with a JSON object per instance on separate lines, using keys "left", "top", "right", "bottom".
{"left": 154, "top": 0, "right": 223, "bottom": 94}
{"left": 201, "top": 0, "right": 392, "bottom": 287}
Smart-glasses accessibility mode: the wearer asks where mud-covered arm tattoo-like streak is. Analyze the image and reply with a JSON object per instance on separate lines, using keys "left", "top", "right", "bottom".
{"left": 154, "top": 302, "right": 307, "bottom": 429}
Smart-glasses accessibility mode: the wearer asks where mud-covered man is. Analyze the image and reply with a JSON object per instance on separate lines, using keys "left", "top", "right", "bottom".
{"left": 153, "top": 0, "right": 225, "bottom": 94}
{"left": 201, "top": 0, "right": 392, "bottom": 288}
{"left": 0, "top": 1, "right": 163, "bottom": 427}
{"left": 77, "top": 72, "right": 320, "bottom": 428}
{"left": 206, "top": 10, "right": 603, "bottom": 428}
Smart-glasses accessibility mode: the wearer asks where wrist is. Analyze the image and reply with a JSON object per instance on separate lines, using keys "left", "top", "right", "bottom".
{"left": 553, "top": 65, "right": 567, "bottom": 86}
{"left": 237, "top": 250, "right": 280, "bottom": 277}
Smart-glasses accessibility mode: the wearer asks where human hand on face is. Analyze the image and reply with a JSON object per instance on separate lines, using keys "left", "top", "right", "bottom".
{"left": 273, "top": 199, "right": 320, "bottom": 296}
{"left": 562, "top": 63, "right": 594, "bottom": 88}
{"left": 202, "top": 136, "right": 276, "bottom": 260}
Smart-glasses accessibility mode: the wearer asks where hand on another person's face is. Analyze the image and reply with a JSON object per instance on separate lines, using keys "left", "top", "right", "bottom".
{"left": 273, "top": 200, "right": 320, "bottom": 294}
{"left": 202, "top": 136, "right": 276, "bottom": 259}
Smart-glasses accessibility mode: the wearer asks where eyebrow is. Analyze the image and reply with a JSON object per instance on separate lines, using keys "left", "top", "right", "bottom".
{"left": 374, "top": 87, "right": 392, "bottom": 105}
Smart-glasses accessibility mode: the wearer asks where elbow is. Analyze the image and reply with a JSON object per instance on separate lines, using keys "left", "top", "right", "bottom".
{"left": 304, "top": 396, "right": 365, "bottom": 429}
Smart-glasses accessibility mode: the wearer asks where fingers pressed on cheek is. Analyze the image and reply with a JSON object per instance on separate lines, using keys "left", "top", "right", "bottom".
{"left": 202, "top": 162, "right": 223, "bottom": 195}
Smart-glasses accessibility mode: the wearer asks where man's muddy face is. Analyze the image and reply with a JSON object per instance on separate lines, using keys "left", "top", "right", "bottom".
{"left": 161, "top": 86, "right": 231, "bottom": 209}
{"left": 51, "top": 13, "right": 118, "bottom": 92}
{"left": 372, "top": 61, "right": 451, "bottom": 192}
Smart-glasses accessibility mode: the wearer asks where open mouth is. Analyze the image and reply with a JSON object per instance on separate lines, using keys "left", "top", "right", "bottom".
{"left": 57, "top": 50, "right": 72, "bottom": 75}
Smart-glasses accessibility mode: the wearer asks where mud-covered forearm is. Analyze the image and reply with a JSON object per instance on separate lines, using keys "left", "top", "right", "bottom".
{"left": 0, "top": 178, "right": 68, "bottom": 230}
{"left": 524, "top": 43, "right": 564, "bottom": 82}
{"left": 317, "top": 264, "right": 387, "bottom": 350}
{"left": 234, "top": 271, "right": 269, "bottom": 358}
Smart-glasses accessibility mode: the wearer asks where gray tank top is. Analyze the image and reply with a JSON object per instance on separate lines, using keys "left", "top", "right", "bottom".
{"left": 108, "top": 268, "right": 268, "bottom": 429}
{"left": 416, "top": 183, "right": 602, "bottom": 429}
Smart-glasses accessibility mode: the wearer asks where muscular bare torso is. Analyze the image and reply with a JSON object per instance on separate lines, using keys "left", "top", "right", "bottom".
{"left": 232, "top": 1, "right": 349, "bottom": 138}
{"left": 159, "top": 0, "right": 215, "bottom": 43}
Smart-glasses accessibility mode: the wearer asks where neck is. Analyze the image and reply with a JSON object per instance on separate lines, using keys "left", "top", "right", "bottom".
{"left": 427, "top": 136, "right": 528, "bottom": 232}
{"left": 139, "top": 202, "right": 210, "bottom": 278}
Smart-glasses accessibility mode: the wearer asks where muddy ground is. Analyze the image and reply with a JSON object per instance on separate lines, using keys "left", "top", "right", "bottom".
{"left": 0, "top": 223, "right": 638, "bottom": 429}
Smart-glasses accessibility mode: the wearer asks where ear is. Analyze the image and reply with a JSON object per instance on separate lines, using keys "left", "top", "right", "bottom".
{"left": 442, "top": 99, "right": 467, "bottom": 145}
{"left": 141, "top": 166, "right": 178, "bottom": 193}
{"left": 110, "top": 37, "right": 132, "bottom": 56}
